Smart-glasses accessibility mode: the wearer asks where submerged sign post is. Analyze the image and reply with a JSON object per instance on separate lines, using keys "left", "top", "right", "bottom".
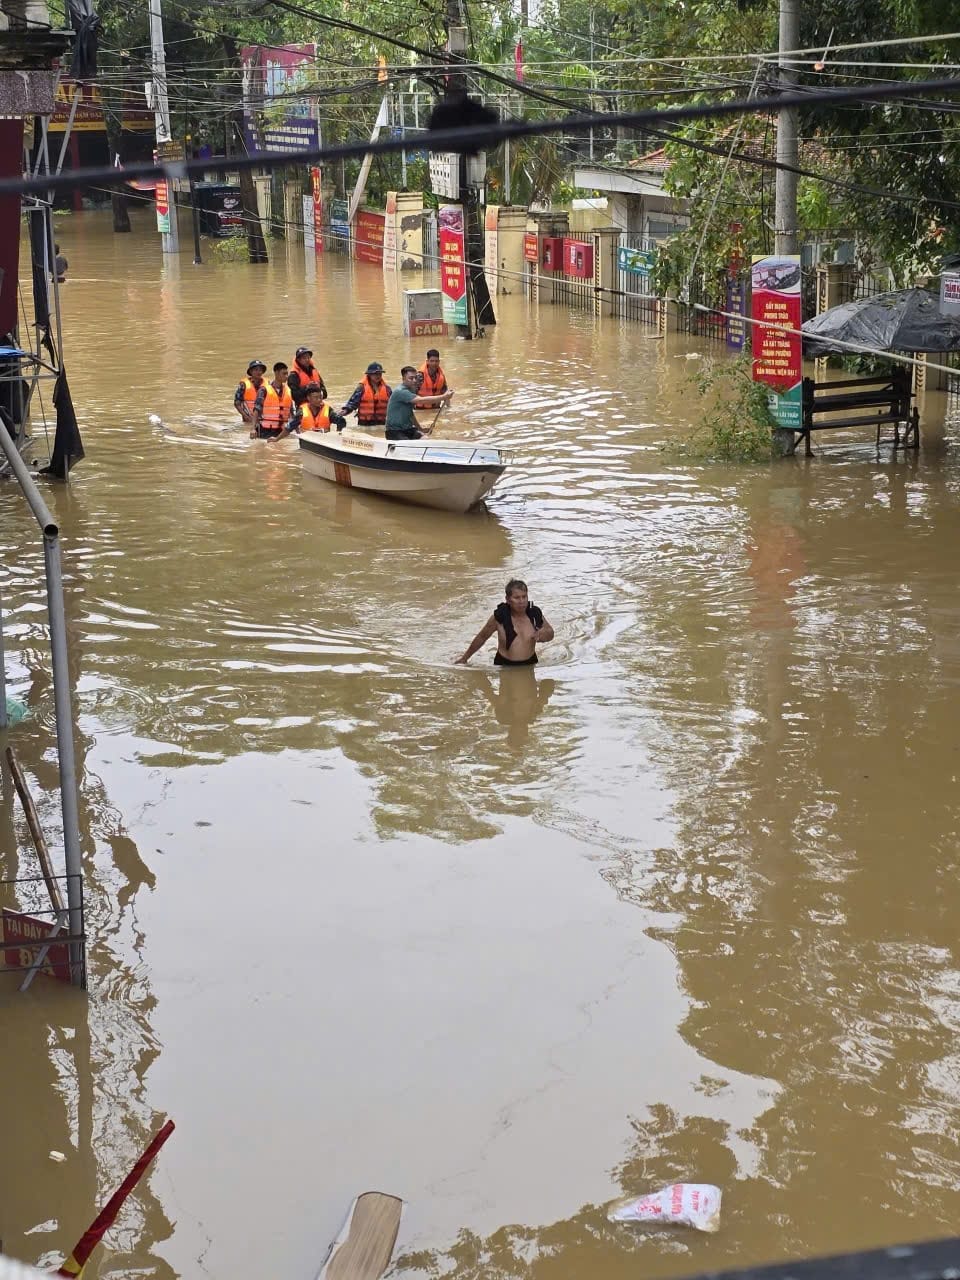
{"left": 439, "top": 204, "right": 467, "bottom": 327}
{"left": 751, "top": 255, "right": 803, "bottom": 428}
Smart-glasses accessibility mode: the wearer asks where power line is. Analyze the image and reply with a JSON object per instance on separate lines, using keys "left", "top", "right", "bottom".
{"left": 4, "top": 73, "right": 960, "bottom": 198}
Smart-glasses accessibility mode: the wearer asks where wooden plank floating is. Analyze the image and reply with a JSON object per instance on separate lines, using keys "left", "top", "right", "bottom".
{"left": 318, "top": 1192, "right": 403, "bottom": 1280}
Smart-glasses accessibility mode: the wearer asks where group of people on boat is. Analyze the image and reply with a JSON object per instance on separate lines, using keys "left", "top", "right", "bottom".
{"left": 234, "top": 346, "right": 454, "bottom": 442}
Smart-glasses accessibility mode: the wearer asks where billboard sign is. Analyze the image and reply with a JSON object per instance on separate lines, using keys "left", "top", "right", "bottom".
{"left": 751, "top": 254, "right": 802, "bottom": 428}
{"left": 241, "top": 44, "right": 319, "bottom": 155}
{"left": 439, "top": 204, "right": 467, "bottom": 326}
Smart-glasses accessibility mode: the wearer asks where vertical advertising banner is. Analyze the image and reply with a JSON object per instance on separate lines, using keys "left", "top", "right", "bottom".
{"left": 751, "top": 255, "right": 802, "bottom": 427}
{"left": 726, "top": 275, "right": 746, "bottom": 351}
{"left": 383, "top": 191, "right": 398, "bottom": 272}
{"left": 154, "top": 179, "right": 170, "bottom": 234}
{"left": 311, "top": 166, "right": 323, "bottom": 255}
{"left": 439, "top": 204, "right": 467, "bottom": 326}
{"left": 484, "top": 205, "right": 499, "bottom": 296}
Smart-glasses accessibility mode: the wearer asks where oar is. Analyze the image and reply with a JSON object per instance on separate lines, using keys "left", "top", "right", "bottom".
{"left": 423, "top": 402, "right": 445, "bottom": 436}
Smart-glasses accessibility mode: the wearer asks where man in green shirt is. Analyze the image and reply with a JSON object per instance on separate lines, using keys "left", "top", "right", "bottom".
{"left": 385, "top": 366, "right": 454, "bottom": 440}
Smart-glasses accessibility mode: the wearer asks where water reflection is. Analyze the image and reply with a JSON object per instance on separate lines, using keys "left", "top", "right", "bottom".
{"left": 475, "top": 668, "right": 557, "bottom": 751}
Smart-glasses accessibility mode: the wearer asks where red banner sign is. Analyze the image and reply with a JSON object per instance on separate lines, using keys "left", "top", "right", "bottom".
{"left": 523, "top": 232, "right": 539, "bottom": 263}
{"left": 311, "top": 166, "right": 323, "bottom": 256}
{"left": 439, "top": 204, "right": 467, "bottom": 326}
{"left": 751, "top": 255, "right": 803, "bottom": 427}
{"left": 355, "top": 209, "right": 385, "bottom": 265}
{"left": 2, "top": 909, "right": 71, "bottom": 984}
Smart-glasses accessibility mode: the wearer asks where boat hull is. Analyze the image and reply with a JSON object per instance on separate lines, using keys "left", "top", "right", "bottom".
{"left": 298, "top": 432, "right": 507, "bottom": 513}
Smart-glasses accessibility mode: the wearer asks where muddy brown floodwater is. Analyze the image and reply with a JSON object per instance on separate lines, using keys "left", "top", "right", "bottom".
{"left": 3, "top": 211, "right": 960, "bottom": 1280}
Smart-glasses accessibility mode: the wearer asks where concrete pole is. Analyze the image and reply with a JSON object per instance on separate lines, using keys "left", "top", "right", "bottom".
{"left": 774, "top": 0, "right": 799, "bottom": 255}
{"left": 149, "top": 0, "right": 180, "bottom": 255}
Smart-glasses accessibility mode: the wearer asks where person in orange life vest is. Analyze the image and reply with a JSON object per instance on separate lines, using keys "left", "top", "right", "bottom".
{"left": 251, "top": 362, "right": 295, "bottom": 439}
{"left": 278, "top": 383, "right": 347, "bottom": 438}
{"left": 234, "top": 359, "right": 267, "bottom": 426}
{"left": 340, "top": 361, "right": 393, "bottom": 426}
{"left": 288, "top": 346, "right": 327, "bottom": 405}
{"left": 416, "top": 348, "right": 450, "bottom": 397}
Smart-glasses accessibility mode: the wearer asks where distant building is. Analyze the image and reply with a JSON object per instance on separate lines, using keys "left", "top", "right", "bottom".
{"left": 573, "top": 148, "right": 690, "bottom": 242}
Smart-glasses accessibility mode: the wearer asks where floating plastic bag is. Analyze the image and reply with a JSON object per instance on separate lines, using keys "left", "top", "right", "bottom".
{"left": 608, "top": 1183, "right": 722, "bottom": 1233}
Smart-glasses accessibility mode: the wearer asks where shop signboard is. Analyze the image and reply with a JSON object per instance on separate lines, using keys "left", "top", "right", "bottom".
{"left": 751, "top": 254, "right": 803, "bottom": 428}
{"left": 241, "top": 43, "right": 319, "bottom": 155}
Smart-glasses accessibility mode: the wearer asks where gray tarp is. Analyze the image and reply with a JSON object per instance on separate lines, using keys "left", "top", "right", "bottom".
{"left": 801, "top": 287, "right": 960, "bottom": 357}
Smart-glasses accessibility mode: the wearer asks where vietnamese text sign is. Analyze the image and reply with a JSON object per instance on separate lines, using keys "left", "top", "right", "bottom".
{"left": 484, "top": 204, "right": 499, "bottom": 295}
{"left": 941, "top": 270, "right": 960, "bottom": 316}
{"left": 154, "top": 173, "right": 170, "bottom": 235}
{"left": 751, "top": 254, "right": 802, "bottom": 428}
{"left": 2, "top": 909, "right": 71, "bottom": 983}
{"left": 618, "top": 245, "right": 656, "bottom": 276}
{"left": 355, "top": 209, "right": 385, "bottom": 265}
{"left": 241, "top": 43, "right": 319, "bottom": 155}
{"left": 330, "top": 197, "right": 349, "bottom": 239}
{"left": 439, "top": 204, "right": 467, "bottom": 326}
{"left": 726, "top": 276, "right": 746, "bottom": 351}
{"left": 383, "top": 191, "right": 398, "bottom": 272}
{"left": 311, "top": 166, "right": 323, "bottom": 255}
{"left": 524, "top": 232, "right": 539, "bottom": 263}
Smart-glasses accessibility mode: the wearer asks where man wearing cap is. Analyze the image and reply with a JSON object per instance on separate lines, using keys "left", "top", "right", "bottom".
{"left": 235, "top": 359, "right": 268, "bottom": 427}
{"left": 340, "top": 362, "right": 393, "bottom": 427}
{"left": 288, "top": 347, "right": 326, "bottom": 406}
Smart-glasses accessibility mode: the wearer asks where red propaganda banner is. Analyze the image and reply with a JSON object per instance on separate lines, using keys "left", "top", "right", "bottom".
{"left": 523, "top": 232, "right": 539, "bottom": 263}
{"left": 751, "top": 254, "right": 802, "bottom": 428}
{"left": 439, "top": 204, "right": 467, "bottom": 326}
{"left": 355, "top": 209, "right": 385, "bottom": 265}
{"left": 2, "top": 909, "right": 71, "bottom": 983}
{"left": 311, "top": 166, "right": 323, "bottom": 255}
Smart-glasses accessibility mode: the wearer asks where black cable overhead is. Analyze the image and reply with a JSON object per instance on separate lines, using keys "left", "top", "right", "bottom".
{"left": 4, "top": 73, "right": 959, "bottom": 198}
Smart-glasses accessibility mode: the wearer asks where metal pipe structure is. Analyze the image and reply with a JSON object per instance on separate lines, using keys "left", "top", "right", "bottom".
{"left": 0, "top": 422, "right": 85, "bottom": 988}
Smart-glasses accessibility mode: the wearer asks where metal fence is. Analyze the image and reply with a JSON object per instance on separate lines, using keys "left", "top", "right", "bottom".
{"left": 543, "top": 272, "right": 595, "bottom": 314}
{"left": 614, "top": 234, "right": 658, "bottom": 324}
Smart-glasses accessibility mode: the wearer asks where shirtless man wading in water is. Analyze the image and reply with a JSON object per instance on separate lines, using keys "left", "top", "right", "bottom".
{"left": 456, "top": 579, "right": 555, "bottom": 666}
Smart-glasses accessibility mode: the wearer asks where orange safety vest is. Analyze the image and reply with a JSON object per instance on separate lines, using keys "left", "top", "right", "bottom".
{"left": 419, "top": 363, "right": 447, "bottom": 396}
{"left": 261, "top": 382, "right": 293, "bottom": 428}
{"left": 300, "top": 401, "right": 333, "bottom": 433}
{"left": 290, "top": 360, "right": 324, "bottom": 397}
{"left": 357, "top": 376, "right": 391, "bottom": 425}
{"left": 240, "top": 377, "right": 263, "bottom": 407}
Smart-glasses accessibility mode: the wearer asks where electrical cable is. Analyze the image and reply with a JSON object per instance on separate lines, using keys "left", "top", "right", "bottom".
{"left": 5, "top": 73, "right": 960, "bottom": 198}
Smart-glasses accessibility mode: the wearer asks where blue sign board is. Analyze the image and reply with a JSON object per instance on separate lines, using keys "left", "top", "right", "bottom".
{"left": 618, "top": 245, "right": 656, "bottom": 275}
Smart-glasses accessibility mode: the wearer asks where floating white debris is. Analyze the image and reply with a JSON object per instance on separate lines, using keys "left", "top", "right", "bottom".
{"left": 608, "top": 1183, "right": 721, "bottom": 1233}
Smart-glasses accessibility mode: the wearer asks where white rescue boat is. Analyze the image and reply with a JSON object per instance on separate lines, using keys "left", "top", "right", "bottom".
{"left": 298, "top": 428, "right": 509, "bottom": 513}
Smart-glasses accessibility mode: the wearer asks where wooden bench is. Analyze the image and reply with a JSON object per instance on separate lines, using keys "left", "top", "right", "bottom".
{"left": 789, "top": 369, "right": 919, "bottom": 456}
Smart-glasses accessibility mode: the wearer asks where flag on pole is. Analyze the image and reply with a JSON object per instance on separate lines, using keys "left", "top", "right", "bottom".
{"left": 56, "top": 1121, "right": 175, "bottom": 1278}
{"left": 515, "top": 40, "right": 523, "bottom": 82}
{"left": 377, "top": 55, "right": 388, "bottom": 83}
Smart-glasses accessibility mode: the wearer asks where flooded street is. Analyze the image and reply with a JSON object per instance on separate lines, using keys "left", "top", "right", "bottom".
{"left": 5, "top": 211, "right": 960, "bottom": 1278}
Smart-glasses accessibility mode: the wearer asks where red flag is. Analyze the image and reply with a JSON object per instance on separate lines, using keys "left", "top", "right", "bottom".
{"left": 515, "top": 40, "right": 523, "bottom": 82}
{"left": 56, "top": 1121, "right": 175, "bottom": 1277}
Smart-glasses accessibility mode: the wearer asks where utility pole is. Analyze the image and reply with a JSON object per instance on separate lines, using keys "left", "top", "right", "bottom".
{"left": 148, "top": 0, "right": 180, "bottom": 254}
{"left": 445, "top": 0, "right": 494, "bottom": 336}
{"left": 774, "top": 0, "right": 799, "bottom": 255}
